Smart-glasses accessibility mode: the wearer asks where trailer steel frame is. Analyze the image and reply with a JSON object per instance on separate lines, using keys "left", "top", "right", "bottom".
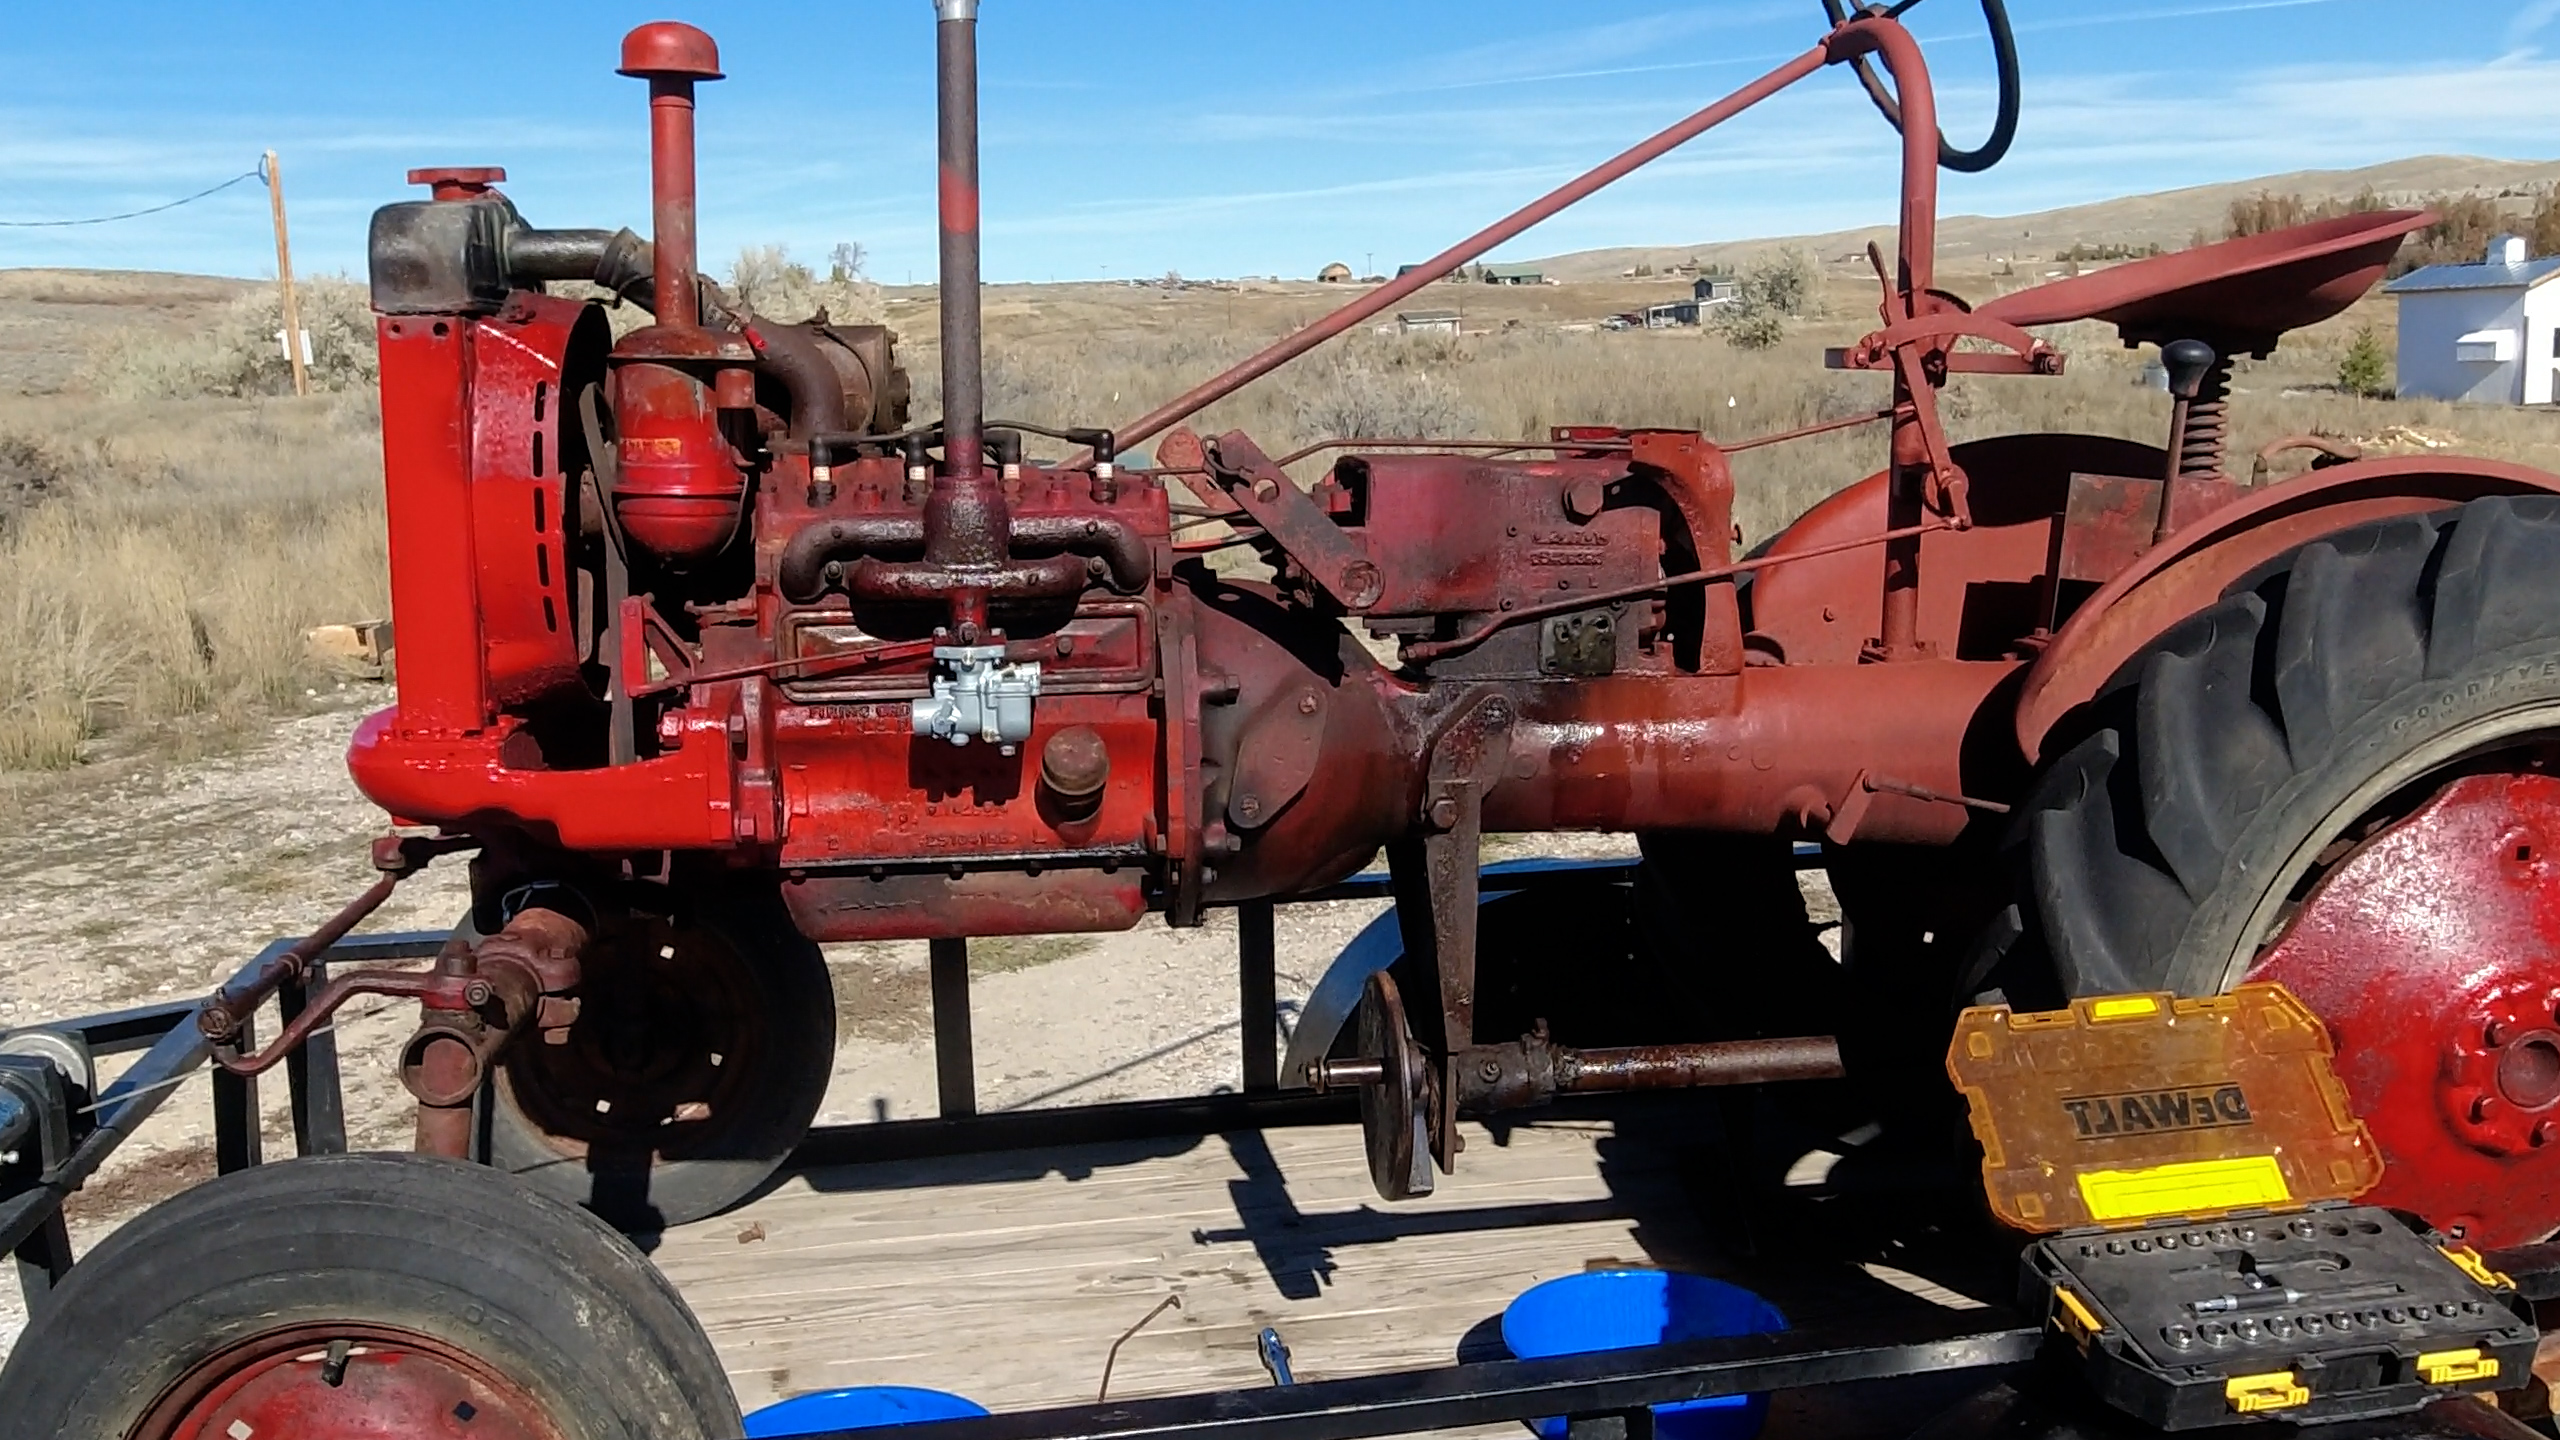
{"left": 6, "top": 852, "right": 2550, "bottom": 1440}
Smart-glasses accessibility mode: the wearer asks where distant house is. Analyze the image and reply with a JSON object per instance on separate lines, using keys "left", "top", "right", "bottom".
{"left": 1644, "top": 300, "right": 1702, "bottom": 328}
{"left": 1396, "top": 263, "right": 1474, "bottom": 283}
{"left": 1397, "top": 309, "right": 1463, "bottom": 336}
{"left": 2384, "top": 235, "right": 2560, "bottom": 405}
{"left": 1317, "top": 262, "right": 1354, "bottom": 283}
{"left": 1481, "top": 263, "right": 1546, "bottom": 286}
{"left": 1693, "top": 277, "right": 1738, "bottom": 302}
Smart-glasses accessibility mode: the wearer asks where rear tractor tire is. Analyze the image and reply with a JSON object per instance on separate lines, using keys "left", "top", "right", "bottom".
{"left": 0, "top": 1152, "right": 741, "bottom": 1439}
{"left": 1988, "top": 495, "right": 2560, "bottom": 1245}
{"left": 473, "top": 883, "right": 836, "bottom": 1232}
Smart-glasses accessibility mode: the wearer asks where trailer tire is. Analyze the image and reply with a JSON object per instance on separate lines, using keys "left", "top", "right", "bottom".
{"left": 474, "top": 882, "right": 835, "bottom": 1232}
{"left": 0, "top": 1152, "right": 740, "bottom": 1439}
{"left": 1979, "top": 495, "right": 2560, "bottom": 1240}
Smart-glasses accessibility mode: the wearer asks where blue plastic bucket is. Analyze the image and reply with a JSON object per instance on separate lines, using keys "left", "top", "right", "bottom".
{"left": 744, "top": 1385, "right": 990, "bottom": 1438}
{"left": 1501, "top": 1270, "right": 1786, "bottom": 1440}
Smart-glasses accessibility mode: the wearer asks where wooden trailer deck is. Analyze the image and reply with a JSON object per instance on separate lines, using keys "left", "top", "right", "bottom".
{"left": 652, "top": 1104, "right": 2017, "bottom": 1438}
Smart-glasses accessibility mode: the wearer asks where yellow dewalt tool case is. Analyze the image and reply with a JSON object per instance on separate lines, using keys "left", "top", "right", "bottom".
{"left": 1947, "top": 984, "right": 2536, "bottom": 1430}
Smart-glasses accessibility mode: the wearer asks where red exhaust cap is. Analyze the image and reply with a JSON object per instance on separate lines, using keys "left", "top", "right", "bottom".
{"left": 618, "top": 21, "right": 723, "bottom": 81}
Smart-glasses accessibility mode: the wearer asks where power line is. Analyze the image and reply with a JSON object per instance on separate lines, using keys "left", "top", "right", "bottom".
{"left": 0, "top": 167, "right": 265, "bottom": 229}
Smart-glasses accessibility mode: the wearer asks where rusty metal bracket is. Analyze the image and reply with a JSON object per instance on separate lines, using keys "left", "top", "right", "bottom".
{"left": 1823, "top": 767, "right": 2010, "bottom": 845}
{"left": 1228, "top": 684, "right": 1327, "bottom": 831}
{"left": 618, "top": 593, "right": 701, "bottom": 696}
{"left": 2251, "top": 433, "right": 2364, "bottom": 485}
{"left": 1828, "top": 309, "right": 2064, "bottom": 379}
{"left": 194, "top": 834, "right": 475, "bottom": 1047}
{"left": 1403, "top": 690, "right": 1519, "bottom": 1171}
{"left": 1158, "top": 595, "right": 1208, "bottom": 927}
{"left": 1887, "top": 344, "right": 1974, "bottom": 531}
{"left": 1204, "top": 432, "right": 1384, "bottom": 611}
{"left": 2056, "top": 471, "right": 2245, "bottom": 585}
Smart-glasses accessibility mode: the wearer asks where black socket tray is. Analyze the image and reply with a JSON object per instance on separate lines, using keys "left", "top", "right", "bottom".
{"left": 2021, "top": 1205, "right": 2536, "bottom": 1430}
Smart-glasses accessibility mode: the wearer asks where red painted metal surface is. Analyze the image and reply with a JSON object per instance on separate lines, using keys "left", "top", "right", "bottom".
{"left": 1977, "top": 209, "right": 2434, "bottom": 351}
{"left": 618, "top": 21, "right": 718, "bottom": 322}
{"left": 1751, "top": 432, "right": 2167, "bottom": 666}
{"left": 136, "top": 1325, "right": 562, "bottom": 1440}
{"left": 375, "top": 315, "right": 486, "bottom": 734}
{"left": 347, "top": 705, "right": 743, "bottom": 850}
{"left": 469, "top": 295, "right": 600, "bottom": 704}
{"left": 609, "top": 347, "right": 745, "bottom": 566}
{"left": 2251, "top": 773, "right": 2560, "bottom": 1248}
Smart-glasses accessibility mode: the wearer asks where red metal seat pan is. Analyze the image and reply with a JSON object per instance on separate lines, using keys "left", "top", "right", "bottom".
{"left": 1974, "top": 209, "right": 2434, "bottom": 350}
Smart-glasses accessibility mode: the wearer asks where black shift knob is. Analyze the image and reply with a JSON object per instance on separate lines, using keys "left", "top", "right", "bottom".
{"left": 2162, "top": 339, "right": 2218, "bottom": 400}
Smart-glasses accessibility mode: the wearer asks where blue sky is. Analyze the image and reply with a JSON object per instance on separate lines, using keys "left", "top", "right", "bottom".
{"left": 3, "top": 1, "right": 2556, "bottom": 285}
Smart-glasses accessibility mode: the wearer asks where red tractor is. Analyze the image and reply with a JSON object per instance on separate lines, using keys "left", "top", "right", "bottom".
{"left": 196, "top": 0, "right": 2560, "bottom": 1253}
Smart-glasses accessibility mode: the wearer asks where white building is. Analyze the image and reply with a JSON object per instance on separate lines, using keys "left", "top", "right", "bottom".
{"left": 2383, "top": 234, "right": 2560, "bottom": 405}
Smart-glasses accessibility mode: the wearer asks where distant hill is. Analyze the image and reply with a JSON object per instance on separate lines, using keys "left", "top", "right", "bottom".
{"left": 1529, "top": 155, "right": 2560, "bottom": 280}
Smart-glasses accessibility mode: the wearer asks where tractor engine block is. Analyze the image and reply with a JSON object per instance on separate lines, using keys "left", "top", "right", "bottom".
{"left": 347, "top": 18, "right": 2000, "bottom": 955}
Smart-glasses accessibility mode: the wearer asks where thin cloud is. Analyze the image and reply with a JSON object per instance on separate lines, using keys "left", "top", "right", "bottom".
{"left": 2509, "top": 0, "right": 2560, "bottom": 49}
{"left": 2001, "top": 0, "right": 2352, "bottom": 33}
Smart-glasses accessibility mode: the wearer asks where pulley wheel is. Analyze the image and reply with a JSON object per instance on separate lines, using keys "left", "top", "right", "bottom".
{"left": 472, "top": 884, "right": 836, "bottom": 1231}
{"left": 1356, "top": 971, "right": 1438, "bottom": 1201}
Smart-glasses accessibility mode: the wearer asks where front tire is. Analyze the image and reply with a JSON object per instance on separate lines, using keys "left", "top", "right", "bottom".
{"left": 0, "top": 1153, "right": 740, "bottom": 1439}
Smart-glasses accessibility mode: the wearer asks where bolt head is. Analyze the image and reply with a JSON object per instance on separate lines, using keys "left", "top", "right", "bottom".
{"left": 1427, "top": 797, "right": 1459, "bottom": 829}
{"left": 1297, "top": 692, "right": 1319, "bottom": 714}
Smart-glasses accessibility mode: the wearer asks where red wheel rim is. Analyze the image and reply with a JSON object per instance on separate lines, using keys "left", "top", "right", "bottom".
{"left": 2251, "top": 770, "right": 2560, "bottom": 1247}
{"left": 134, "top": 1324, "right": 566, "bottom": 1440}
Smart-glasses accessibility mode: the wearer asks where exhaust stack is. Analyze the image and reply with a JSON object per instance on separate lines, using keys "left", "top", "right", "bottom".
{"left": 607, "top": 22, "right": 751, "bottom": 569}
{"left": 617, "top": 22, "right": 722, "bottom": 330}
{"left": 922, "top": 0, "right": 1009, "bottom": 633}
{"left": 936, "top": 0, "right": 986, "bottom": 479}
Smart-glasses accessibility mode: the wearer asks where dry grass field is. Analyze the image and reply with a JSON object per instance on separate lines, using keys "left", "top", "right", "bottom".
{"left": 2, "top": 247, "right": 2557, "bottom": 787}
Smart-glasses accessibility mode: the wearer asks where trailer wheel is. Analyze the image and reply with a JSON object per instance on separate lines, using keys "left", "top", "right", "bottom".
{"left": 1991, "top": 494, "right": 2560, "bottom": 1245}
{"left": 475, "top": 883, "right": 835, "bottom": 1231}
{"left": 0, "top": 1152, "right": 739, "bottom": 1438}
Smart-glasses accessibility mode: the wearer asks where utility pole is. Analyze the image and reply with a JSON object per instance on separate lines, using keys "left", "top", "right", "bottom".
{"left": 263, "top": 150, "right": 309, "bottom": 397}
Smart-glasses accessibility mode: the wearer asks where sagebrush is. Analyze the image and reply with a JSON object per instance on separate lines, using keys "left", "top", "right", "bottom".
{"left": 79, "top": 278, "right": 378, "bottom": 400}
{"left": 727, "top": 244, "right": 887, "bottom": 326}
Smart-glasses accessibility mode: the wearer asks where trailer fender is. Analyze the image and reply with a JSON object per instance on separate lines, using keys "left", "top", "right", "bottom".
{"left": 2014, "top": 456, "right": 2560, "bottom": 763}
{"left": 1277, "top": 858, "right": 1634, "bottom": 1085}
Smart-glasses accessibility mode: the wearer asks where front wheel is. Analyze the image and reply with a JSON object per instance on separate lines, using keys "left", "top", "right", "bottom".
{"left": 1989, "top": 495, "right": 2560, "bottom": 1245}
{"left": 0, "top": 1152, "right": 741, "bottom": 1438}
